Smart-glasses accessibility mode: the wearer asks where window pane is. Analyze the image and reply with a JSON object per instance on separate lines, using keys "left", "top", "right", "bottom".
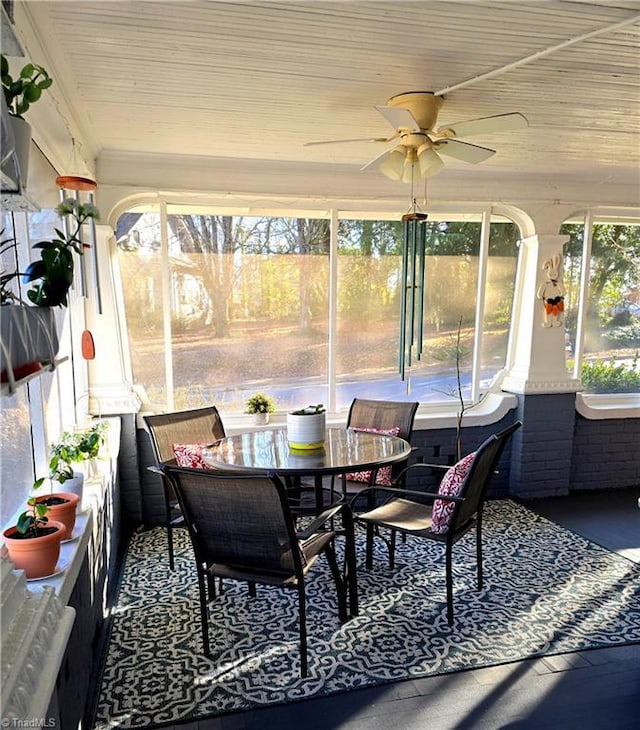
{"left": 336, "top": 219, "right": 483, "bottom": 407}
{"left": 584, "top": 223, "right": 639, "bottom": 393}
{"left": 480, "top": 222, "right": 520, "bottom": 389}
{"left": 118, "top": 211, "right": 331, "bottom": 411}
{"left": 0, "top": 388, "right": 34, "bottom": 526}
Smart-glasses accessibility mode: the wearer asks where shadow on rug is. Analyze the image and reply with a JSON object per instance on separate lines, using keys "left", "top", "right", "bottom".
{"left": 92, "top": 500, "right": 640, "bottom": 728}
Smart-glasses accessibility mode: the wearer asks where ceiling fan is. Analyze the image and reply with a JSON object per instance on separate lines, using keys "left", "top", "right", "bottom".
{"left": 305, "top": 91, "right": 528, "bottom": 182}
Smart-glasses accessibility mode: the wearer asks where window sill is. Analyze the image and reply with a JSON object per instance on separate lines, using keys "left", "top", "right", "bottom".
{"left": 575, "top": 392, "right": 640, "bottom": 419}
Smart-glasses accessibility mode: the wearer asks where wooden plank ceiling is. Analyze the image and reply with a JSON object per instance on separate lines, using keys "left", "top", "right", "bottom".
{"left": 16, "top": 0, "right": 640, "bottom": 206}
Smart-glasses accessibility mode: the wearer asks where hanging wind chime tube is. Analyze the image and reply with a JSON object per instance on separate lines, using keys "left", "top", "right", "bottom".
{"left": 399, "top": 206, "right": 428, "bottom": 381}
{"left": 55, "top": 140, "right": 102, "bottom": 313}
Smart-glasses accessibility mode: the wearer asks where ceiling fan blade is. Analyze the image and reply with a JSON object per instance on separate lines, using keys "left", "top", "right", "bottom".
{"left": 437, "top": 112, "right": 529, "bottom": 138}
{"left": 375, "top": 105, "right": 421, "bottom": 132}
{"left": 304, "top": 135, "right": 395, "bottom": 147}
{"left": 436, "top": 139, "right": 496, "bottom": 164}
{"left": 360, "top": 142, "right": 403, "bottom": 172}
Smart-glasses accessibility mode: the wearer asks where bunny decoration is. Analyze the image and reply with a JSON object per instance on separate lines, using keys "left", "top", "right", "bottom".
{"left": 536, "top": 253, "right": 566, "bottom": 327}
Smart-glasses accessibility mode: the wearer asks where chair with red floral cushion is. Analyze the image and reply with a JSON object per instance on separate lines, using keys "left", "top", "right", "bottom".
{"left": 352, "top": 420, "right": 521, "bottom": 625}
{"left": 160, "top": 465, "right": 358, "bottom": 677}
{"left": 143, "top": 406, "right": 226, "bottom": 570}
{"left": 334, "top": 398, "right": 419, "bottom": 503}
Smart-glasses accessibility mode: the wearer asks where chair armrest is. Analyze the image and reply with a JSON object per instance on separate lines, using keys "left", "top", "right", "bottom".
{"left": 349, "top": 485, "right": 465, "bottom": 510}
{"left": 147, "top": 465, "right": 163, "bottom": 476}
{"left": 297, "top": 504, "right": 347, "bottom": 539}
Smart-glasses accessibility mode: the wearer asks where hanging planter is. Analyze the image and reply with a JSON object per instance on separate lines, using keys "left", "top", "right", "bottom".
{"left": 0, "top": 305, "right": 59, "bottom": 388}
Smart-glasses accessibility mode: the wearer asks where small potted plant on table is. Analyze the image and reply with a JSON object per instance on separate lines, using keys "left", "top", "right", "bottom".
{"left": 245, "top": 392, "right": 276, "bottom": 425}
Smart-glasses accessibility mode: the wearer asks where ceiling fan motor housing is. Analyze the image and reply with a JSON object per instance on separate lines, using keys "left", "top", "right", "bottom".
{"left": 387, "top": 91, "right": 444, "bottom": 131}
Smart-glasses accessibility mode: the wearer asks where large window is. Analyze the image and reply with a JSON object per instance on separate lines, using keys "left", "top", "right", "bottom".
{"left": 1, "top": 206, "right": 84, "bottom": 529}
{"left": 116, "top": 204, "right": 519, "bottom": 413}
{"left": 562, "top": 219, "right": 640, "bottom": 394}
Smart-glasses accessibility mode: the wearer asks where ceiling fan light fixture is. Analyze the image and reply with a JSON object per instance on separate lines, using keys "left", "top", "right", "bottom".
{"left": 417, "top": 143, "right": 444, "bottom": 178}
{"left": 379, "top": 145, "right": 406, "bottom": 180}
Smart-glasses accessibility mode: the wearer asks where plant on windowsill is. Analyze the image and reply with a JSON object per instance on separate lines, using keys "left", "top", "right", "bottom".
{"left": 246, "top": 392, "right": 276, "bottom": 424}
{"left": 2, "top": 481, "right": 65, "bottom": 579}
{"left": 48, "top": 421, "right": 109, "bottom": 502}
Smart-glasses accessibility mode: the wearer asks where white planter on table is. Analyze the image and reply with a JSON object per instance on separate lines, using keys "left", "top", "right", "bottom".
{"left": 286, "top": 410, "right": 326, "bottom": 450}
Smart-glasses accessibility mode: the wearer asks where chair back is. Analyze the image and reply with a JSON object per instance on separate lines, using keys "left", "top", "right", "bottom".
{"left": 162, "top": 466, "right": 304, "bottom": 577}
{"left": 144, "top": 406, "right": 226, "bottom": 464}
{"left": 451, "top": 421, "right": 522, "bottom": 531}
{"left": 347, "top": 398, "right": 419, "bottom": 480}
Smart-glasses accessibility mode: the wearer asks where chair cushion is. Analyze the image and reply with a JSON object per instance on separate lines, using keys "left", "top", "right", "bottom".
{"left": 345, "top": 426, "right": 401, "bottom": 486}
{"left": 173, "top": 443, "right": 208, "bottom": 469}
{"left": 430, "top": 451, "right": 476, "bottom": 534}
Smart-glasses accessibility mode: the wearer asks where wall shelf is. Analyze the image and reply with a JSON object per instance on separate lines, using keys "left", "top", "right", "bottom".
{"left": 1, "top": 357, "right": 68, "bottom": 396}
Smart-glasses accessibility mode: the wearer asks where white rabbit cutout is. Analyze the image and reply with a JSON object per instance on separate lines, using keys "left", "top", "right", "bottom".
{"left": 536, "top": 253, "right": 566, "bottom": 327}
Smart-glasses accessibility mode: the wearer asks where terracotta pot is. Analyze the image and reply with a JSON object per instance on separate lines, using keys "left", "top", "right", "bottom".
{"left": 34, "top": 492, "right": 80, "bottom": 540}
{"left": 2, "top": 520, "right": 65, "bottom": 579}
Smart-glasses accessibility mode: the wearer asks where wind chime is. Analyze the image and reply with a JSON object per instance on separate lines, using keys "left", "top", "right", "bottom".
{"left": 55, "top": 140, "right": 102, "bottom": 315}
{"left": 398, "top": 153, "right": 429, "bottom": 386}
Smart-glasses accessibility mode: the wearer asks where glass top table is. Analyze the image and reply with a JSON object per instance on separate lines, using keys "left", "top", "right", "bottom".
{"left": 202, "top": 427, "right": 412, "bottom": 512}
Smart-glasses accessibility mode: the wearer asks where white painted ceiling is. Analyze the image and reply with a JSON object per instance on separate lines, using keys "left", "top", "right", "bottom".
{"left": 9, "top": 0, "right": 640, "bottom": 210}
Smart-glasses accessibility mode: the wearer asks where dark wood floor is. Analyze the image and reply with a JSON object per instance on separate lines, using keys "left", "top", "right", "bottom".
{"left": 140, "top": 488, "right": 640, "bottom": 730}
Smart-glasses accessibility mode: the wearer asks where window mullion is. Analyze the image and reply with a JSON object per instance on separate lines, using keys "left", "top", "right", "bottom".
{"left": 573, "top": 212, "right": 593, "bottom": 379}
{"left": 327, "top": 209, "right": 338, "bottom": 413}
{"left": 472, "top": 209, "right": 491, "bottom": 401}
{"left": 159, "top": 202, "right": 174, "bottom": 410}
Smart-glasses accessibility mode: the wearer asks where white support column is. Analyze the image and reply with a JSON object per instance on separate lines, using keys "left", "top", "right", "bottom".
{"left": 502, "top": 233, "right": 581, "bottom": 394}
{"left": 84, "top": 225, "right": 141, "bottom": 416}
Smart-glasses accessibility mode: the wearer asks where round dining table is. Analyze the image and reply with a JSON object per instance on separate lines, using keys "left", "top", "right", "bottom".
{"left": 202, "top": 427, "right": 412, "bottom": 514}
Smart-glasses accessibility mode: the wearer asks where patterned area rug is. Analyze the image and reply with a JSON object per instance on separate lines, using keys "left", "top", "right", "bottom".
{"left": 93, "top": 500, "right": 640, "bottom": 728}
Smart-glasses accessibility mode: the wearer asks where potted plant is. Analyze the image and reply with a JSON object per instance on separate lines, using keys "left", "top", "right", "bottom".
{"left": 286, "top": 404, "right": 326, "bottom": 450}
{"left": 245, "top": 392, "right": 276, "bottom": 424}
{"left": 1, "top": 53, "right": 53, "bottom": 186}
{"left": 0, "top": 199, "right": 100, "bottom": 389}
{"left": 48, "top": 421, "right": 108, "bottom": 503}
{"left": 2, "top": 481, "right": 65, "bottom": 579}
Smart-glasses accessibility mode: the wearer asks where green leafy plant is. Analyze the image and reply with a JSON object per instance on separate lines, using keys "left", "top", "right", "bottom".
{"left": 23, "top": 198, "right": 100, "bottom": 307}
{"left": 245, "top": 392, "right": 276, "bottom": 414}
{"left": 290, "top": 404, "right": 325, "bottom": 415}
{"left": 580, "top": 356, "right": 640, "bottom": 394}
{"left": 48, "top": 421, "right": 108, "bottom": 483}
{"left": 1, "top": 54, "right": 53, "bottom": 117}
{"left": 16, "top": 477, "right": 49, "bottom": 537}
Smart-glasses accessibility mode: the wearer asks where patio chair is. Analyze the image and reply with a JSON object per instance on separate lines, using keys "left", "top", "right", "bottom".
{"left": 143, "top": 406, "right": 226, "bottom": 570}
{"left": 352, "top": 420, "right": 522, "bottom": 626}
{"left": 334, "top": 398, "right": 419, "bottom": 503}
{"left": 160, "top": 465, "right": 359, "bottom": 677}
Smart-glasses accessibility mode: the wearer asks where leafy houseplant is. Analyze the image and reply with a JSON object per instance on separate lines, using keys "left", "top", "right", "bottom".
{"left": 245, "top": 392, "right": 276, "bottom": 415}
{"left": 1, "top": 54, "right": 53, "bottom": 117}
{"left": 49, "top": 421, "right": 108, "bottom": 483}
{"left": 23, "top": 198, "right": 100, "bottom": 307}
